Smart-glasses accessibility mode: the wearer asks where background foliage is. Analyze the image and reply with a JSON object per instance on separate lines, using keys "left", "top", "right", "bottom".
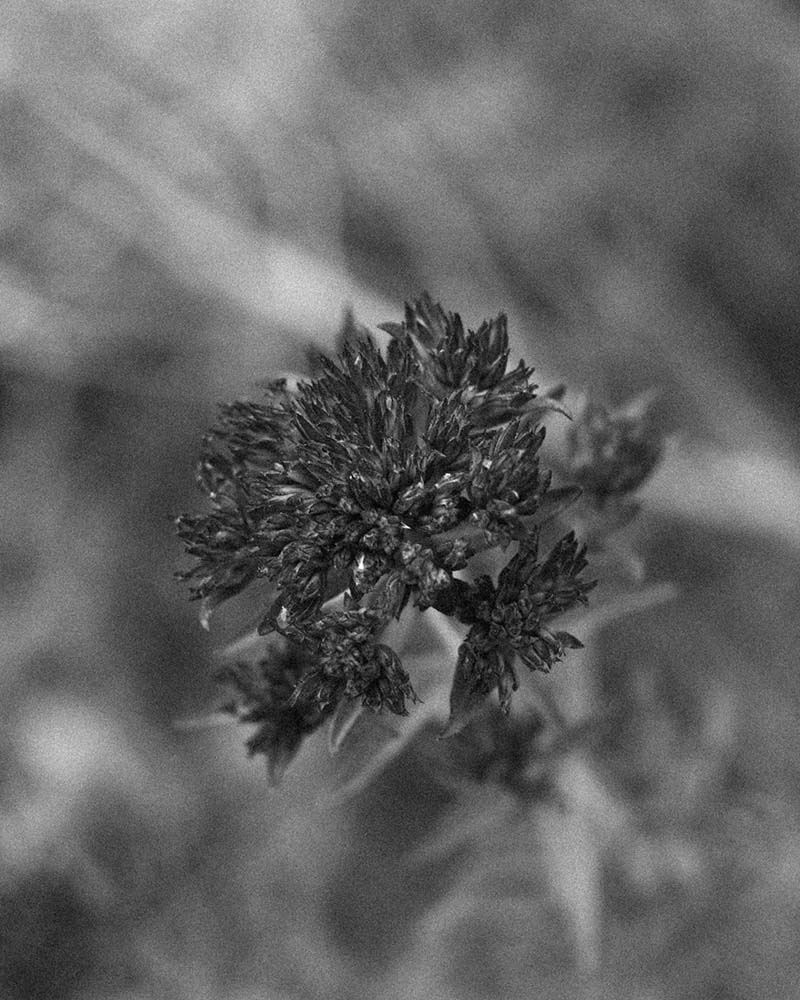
{"left": 2, "top": 1, "right": 800, "bottom": 997}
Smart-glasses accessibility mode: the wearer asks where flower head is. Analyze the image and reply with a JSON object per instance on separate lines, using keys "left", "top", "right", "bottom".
{"left": 177, "top": 294, "right": 598, "bottom": 764}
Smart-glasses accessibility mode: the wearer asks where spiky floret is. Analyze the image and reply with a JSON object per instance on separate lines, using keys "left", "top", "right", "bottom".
{"left": 379, "top": 293, "right": 546, "bottom": 429}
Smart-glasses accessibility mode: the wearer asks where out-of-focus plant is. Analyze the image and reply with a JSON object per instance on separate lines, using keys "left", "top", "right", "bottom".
{"left": 176, "top": 294, "right": 664, "bottom": 793}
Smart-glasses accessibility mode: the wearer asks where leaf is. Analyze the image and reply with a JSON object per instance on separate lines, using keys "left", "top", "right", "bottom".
{"left": 525, "top": 395, "right": 573, "bottom": 422}
{"left": 559, "top": 580, "right": 679, "bottom": 636}
{"left": 405, "top": 796, "right": 512, "bottom": 867}
{"left": 552, "top": 631, "right": 584, "bottom": 650}
{"left": 543, "top": 752, "right": 635, "bottom": 970}
{"left": 213, "top": 627, "right": 268, "bottom": 662}
{"left": 323, "top": 675, "right": 452, "bottom": 806}
{"left": 439, "top": 647, "right": 488, "bottom": 739}
{"left": 323, "top": 714, "right": 423, "bottom": 806}
{"left": 199, "top": 593, "right": 223, "bottom": 630}
{"left": 377, "top": 321, "right": 405, "bottom": 339}
{"left": 327, "top": 698, "right": 366, "bottom": 754}
{"left": 617, "top": 386, "right": 661, "bottom": 421}
{"left": 643, "top": 442, "right": 800, "bottom": 549}
{"left": 531, "top": 485, "right": 582, "bottom": 524}
{"left": 172, "top": 710, "right": 237, "bottom": 731}
{"left": 265, "top": 741, "right": 302, "bottom": 786}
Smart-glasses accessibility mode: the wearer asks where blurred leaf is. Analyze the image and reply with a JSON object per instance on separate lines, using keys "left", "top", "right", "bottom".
{"left": 644, "top": 443, "right": 800, "bottom": 548}
{"left": 327, "top": 697, "right": 365, "bottom": 754}
{"left": 439, "top": 648, "right": 489, "bottom": 740}
{"left": 560, "top": 580, "right": 679, "bottom": 635}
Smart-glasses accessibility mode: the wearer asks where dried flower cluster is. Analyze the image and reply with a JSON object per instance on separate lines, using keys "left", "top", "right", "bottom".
{"left": 177, "top": 295, "right": 659, "bottom": 775}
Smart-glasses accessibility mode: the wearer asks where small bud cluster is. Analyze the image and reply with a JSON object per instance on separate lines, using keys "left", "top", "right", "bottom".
{"left": 566, "top": 397, "right": 662, "bottom": 501}
{"left": 280, "top": 608, "right": 418, "bottom": 716}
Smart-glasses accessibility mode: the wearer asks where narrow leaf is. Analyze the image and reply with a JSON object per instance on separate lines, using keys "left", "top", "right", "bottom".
{"left": 560, "top": 580, "right": 679, "bottom": 635}
{"left": 525, "top": 396, "right": 573, "bottom": 421}
{"left": 324, "top": 677, "right": 452, "bottom": 807}
{"left": 199, "top": 593, "right": 223, "bottom": 630}
{"left": 172, "top": 710, "right": 237, "bottom": 731}
{"left": 327, "top": 698, "right": 365, "bottom": 754}
{"left": 532, "top": 485, "right": 582, "bottom": 524}
{"left": 439, "top": 647, "right": 488, "bottom": 739}
{"left": 266, "top": 743, "right": 301, "bottom": 786}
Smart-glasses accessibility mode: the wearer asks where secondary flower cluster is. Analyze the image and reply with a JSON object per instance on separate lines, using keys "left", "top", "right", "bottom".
{"left": 214, "top": 638, "right": 328, "bottom": 783}
{"left": 177, "top": 294, "right": 652, "bottom": 773}
{"left": 449, "top": 531, "right": 593, "bottom": 722}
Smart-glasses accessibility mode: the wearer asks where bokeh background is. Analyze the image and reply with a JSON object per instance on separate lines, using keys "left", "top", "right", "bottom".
{"left": 2, "top": 1, "right": 800, "bottom": 997}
